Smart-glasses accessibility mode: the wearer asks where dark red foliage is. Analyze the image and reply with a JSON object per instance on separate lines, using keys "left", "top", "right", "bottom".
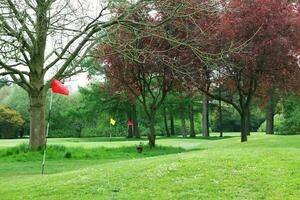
{"left": 218, "top": 0, "right": 300, "bottom": 100}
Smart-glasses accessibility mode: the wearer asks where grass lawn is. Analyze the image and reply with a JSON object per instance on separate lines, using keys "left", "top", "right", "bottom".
{"left": 0, "top": 133, "right": 299, "bottom": 200}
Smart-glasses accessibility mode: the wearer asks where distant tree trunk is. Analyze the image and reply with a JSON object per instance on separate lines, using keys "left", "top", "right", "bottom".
{"left": 170, "top": 105, "right": 175, "bottom": 136}
{"left": 132, "top": 103, "right": 140, "bottom": 139}
{"left": 163, "top": 106, "right": 170, "bottom": 137}
{"left": 75, "top": 124, "right": 82, "bottom": 138}
{"left": 246, "top": 107, "right": 251, "bottom": 136}
{"left": 29, "top": 89, "right": 46, "bottom": 150}
{"left": 148, "top": 112, "right": 156, "bottom": 148}
{"left": 19, "top": 126, "right": 25, "bottom": 138}
{"left": 240, "top": 110, "right": 248, "bottom": 142}
{"left": 127, "top": 105, "right": 133, "bottom": 138}
{"left": 218, "top": 98, "right": 223, "bottom": 137}
{"left": 181, "top": 106, "right": 187, "bottom": 137}
{"left": 266, "top": 93, "right": 275, "bottom": 135}
{"left": 202, "top": 94, "right": 209, "bottom": 137}
{"left": 189, "top": 105, "right": 196, "bottom": 137}
{"left": 127, "top": 125, "right": 133, "bottom": 138}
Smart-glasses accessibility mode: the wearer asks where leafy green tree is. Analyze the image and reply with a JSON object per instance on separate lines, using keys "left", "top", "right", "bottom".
{"left": 1, "top": 86, "right": 29, "bottom": 136}
{"left": 0, "top": 0, "right": 152, "bottom": 149}
{"left": 0, "top": 105, "right": 24, "bottom": 138}
{"left": 279, "top": 95, "right": 300, "bottom": 134}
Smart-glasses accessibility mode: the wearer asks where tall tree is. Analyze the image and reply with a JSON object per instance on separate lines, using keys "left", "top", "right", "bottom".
{"left": 173, "top": 0, "right": 300, "bottom": 142}
{"left": 202, "top": 94, "right": 210, "bottom": 137}
{"left": 163, "top": 105, "right": 171, "bottom": 137}
{"left": 265, "top": 89, "right": 276, "bottom": 134}
{"left": 180, "top": 105, "right": 187, "bottom": 137}
{"left": 96, "top": 6, "right": 175, "bottom": 147}
{"left": 189, "top": 104, "right": 196, "bottom": 137}
{"left": 96, "top": 1, "right": 215, "bottom": 147}
{"left": 0, "top": 0, "right": 147, "bottom": 149}
{"left": 170, "top": 104, "right": 175, "bottom": 136}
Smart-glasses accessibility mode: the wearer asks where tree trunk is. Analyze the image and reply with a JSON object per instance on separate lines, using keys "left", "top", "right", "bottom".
{"left": 246, "top": 107, "right": 251, "bottom": 136}
{"left": 132, "top": 103, "right": 140, "bottom": 139}
{"left": 127, "top": 126, "right": 133, "bottom": 138}
{"left": 127, "top": 106, "right": 133, "bottom": 138}
{"left": 202, "top": 94, "right": 209, "bottom": 137}
{"left": 163, "top": 106, "right": 170, "bottom": 137}
{"left": 218, "top": 98, "right": 223, "bottom": 137}
{"left": 19, "top": 126, "right": 25, "bottom": 138}
{"left": 240, "top": 111, "right": 248, "bottom": 142}
{"left": 148, "top": 113, "right": 156, "bottom": 148}
{"left": 170, "top": 106, "right": 175, "bottom": 136}
{"left": 29, "top": 91, "right": 46, "bottom": 150}
{"left": 189, "top": 105, "right": 196, "bottom": 137}
{"left": 266, "top": 94, "right": 275, "bottom": 134}
{"left": 181, "top": 107, "right": 187, "bottom": 137}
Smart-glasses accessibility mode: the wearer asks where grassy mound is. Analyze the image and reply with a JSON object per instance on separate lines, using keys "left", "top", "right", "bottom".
{"left": 0, "top": 143, "right": 186, "bottom": 162}
{"left": 0, "top": 134, "right": 299, "bottom": 199}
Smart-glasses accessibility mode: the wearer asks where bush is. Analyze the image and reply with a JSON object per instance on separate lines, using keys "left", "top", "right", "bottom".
{"left": 64, "top": 151, "right": 72, "bottom": 158}
{"left": 278, "top": 96, "right": 300, "bottom": 134}
{"left": 136, "top": 142, "right": 144, "bottom": 153}
{"left": 0, "top": 105, "right": 24, "bottom": 139}
{"left": 258, "top": 114, "right": 285, "bottom": 133}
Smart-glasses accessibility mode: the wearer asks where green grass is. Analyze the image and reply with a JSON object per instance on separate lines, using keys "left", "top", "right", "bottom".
{"left": 0, "top": 133, "right": 300, "bottom": 199}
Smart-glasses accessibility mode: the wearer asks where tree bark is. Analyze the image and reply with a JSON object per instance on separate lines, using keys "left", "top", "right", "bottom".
{"left": 266, "top": 94, "right": 275, "bottom": 134}
{"left": 148, "top": 113, "right": 156, "bottom": 148}
{"left": 132, "top": 103, "right": 140, "bottom": 139}
{"left": 170, "top": 106, "right": 175, "bottom": 136}
{"left": 127, "top": 125, "right": 133, "bottom": 138}
{"left": 181, "top": 106, "right": 187, "bottom": 137}
{"left": 218, "top": 98, "right": 223, "bottom": 137}
{"left": 163, "top": 106, "right": 170, "bottom": 137}
{"left": 240, "top": 110, "right": 248, "bottom": 142}
{"left": 218, "top": 85, "right": 223, "bottom": 137}
{"left": 202, "top": 94, "right": 209, "bottom": 137}
{"left": 127, "top": 106, "right": 133, "bottom": 138}
{"left": 29, "top": 90, "right": 46, "bottom": 150}
{"left": 189, "top": 105, "right": 196, "bottom": 137}
{"left": 246, "top": 107, "right": 251, "bottom": 136}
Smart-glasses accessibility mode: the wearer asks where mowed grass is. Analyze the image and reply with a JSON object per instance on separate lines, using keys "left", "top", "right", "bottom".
{"left": 0, "top": 133, "right": 300, "bottom": 200}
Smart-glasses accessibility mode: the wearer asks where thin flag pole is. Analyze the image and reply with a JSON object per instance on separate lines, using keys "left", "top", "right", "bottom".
{"left": 110, "top": 121, "right": 112, "bottom": 142}
{"left": 42, "top": 91, "right": 53, "bottom": 175}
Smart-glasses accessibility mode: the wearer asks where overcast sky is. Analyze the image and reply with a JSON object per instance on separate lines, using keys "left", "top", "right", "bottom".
{"left": 58, "top": 0, "right": 106, "bottom": 92}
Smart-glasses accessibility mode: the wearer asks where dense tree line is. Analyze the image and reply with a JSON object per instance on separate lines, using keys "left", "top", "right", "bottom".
{"left": 96, "top": 0, "right": 300, "bottom": 146}
{"left": 1, "top": 84, "right": 300, "bottom": 140}
{"left": 0, "top": 0, "right": 300, "bottom": 148}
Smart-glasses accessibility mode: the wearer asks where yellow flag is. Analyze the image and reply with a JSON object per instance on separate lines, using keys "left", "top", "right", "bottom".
{"left": 110, "top": 118, "right": 116, "bottom": 126}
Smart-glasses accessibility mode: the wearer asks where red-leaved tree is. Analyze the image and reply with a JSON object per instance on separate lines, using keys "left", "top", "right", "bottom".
{"left": 173, "top": 0, "right": 300, "bottom": 142}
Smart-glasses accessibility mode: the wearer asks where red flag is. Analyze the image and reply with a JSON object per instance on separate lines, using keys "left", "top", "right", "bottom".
{"left": 52, "top": 80, "right": 69, "bottom": 96}
{"left": 127, "top": 120, "right": 134, "bottom": 126}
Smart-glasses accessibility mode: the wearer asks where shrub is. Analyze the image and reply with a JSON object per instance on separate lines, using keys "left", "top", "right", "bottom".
{"left": 258, "top": 114, "right": 284, "bottom": 133}
{"left": 0, "top": 105, "right": 24, "bottom": 139}
{"left": 64, "top": 151, "right": 72, "bottom": 158}
{"left": 136, "top": 142, "right": 144, "bottom": 153}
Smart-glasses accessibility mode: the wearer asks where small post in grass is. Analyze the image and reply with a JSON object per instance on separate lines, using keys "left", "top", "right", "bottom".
{"left": 41, "top": 80, "right": 69, "bottom": 175}
{"left": 110, "top": 118, "right": 116, "bottom": 141}
{"left": 41, "top": 91, "right": 53, "bottom": 175}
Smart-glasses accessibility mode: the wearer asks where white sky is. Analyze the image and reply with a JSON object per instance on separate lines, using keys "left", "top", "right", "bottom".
{"left": 51, "top": 0, "right": 106, "bottom": 92}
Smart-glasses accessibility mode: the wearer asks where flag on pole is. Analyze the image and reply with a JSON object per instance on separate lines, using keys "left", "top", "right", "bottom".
{"left": 110, "top": 118, "right": 116, "bottom": 126}
{"left": 127, "top": 120, "right": 134, "bottom": 126}
{"left": 52, "top": 80, "right": 69, "bottom": 96}
{"left": 42, "top": 79, "right": 69, "bottom": 175}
